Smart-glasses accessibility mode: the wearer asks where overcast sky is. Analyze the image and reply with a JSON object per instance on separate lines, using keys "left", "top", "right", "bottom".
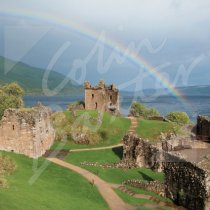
{"left": 0, "top": 0, "right": 210, "bottom": 90}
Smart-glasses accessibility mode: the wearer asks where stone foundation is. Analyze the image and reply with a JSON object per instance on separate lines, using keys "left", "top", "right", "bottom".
{"left": 0, "top": 104, "right": 55, "bottom": 158}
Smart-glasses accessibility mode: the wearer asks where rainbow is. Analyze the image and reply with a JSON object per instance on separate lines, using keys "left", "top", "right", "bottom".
{"left": 0, "top": 8, "right": 191, "bottom": 108}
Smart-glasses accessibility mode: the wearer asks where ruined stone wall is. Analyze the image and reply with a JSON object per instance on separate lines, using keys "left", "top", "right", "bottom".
{"left": 164, "top": 153, "right": 210, "bottom": 210}
{"left": 123, "top": 134, "right": 163, "bottom": 172}
{"left": 84, "top": 80, "right": 120, "bottom": 114}
{"left": 123, "top": 133, "right": 210, "bottom": 210}
{"left": 0, "top": 105, "right": 55, "bottom": 158}
{"left": 197, "top": 116, "right": 210, "bottom": 140}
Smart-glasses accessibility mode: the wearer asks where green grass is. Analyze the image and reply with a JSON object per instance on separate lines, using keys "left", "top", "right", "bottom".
{"left": 0, "top": 56, "right": 82, "bottom": 95}
{"left": 65, "top": 148, "right": 164, "bottom": 184}
{"left": 52, "top": 110, "right": 131, "bottom": 149}
{"left": 126, "top": 185, "right": 172, "bottom": 203}
{"left": 0, "top": 152, "right": 108, "bottom": 210}
{"left": 114, "top": 189, "right": 155, "bottom": 207}
{"left": 136, "top": 119, "right": 178, "bottom": 141}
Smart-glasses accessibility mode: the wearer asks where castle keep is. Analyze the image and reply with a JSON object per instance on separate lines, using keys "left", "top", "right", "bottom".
{"left": 0, "top": 104, "right": 55, "bottom": 158}
{"left": 84, "top": 80, "right": 120, "bottom": 114}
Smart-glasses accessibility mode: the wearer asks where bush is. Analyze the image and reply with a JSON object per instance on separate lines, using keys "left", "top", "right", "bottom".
{"left": 166, "top": 112, "right": 191, "bottom": 125}
{"left": 51, "top": 112, "right": 72, "bottom": 141}
{"left": 99, "top": 129, "right": 108, "bottom": 140}
{"left": 0, "top": 155, "right": 17, "bottom": 188}
{"left": 0, "top": 83, "right": 24, "bottom": 119}
{"left": 68, "top": 101, "right": 85, "bottom": 112}
{"left": 129, "top": 101, "right": 160, "bottom": 119}
{"left": 72, "top": 125, "right": 100, "bottom": 145}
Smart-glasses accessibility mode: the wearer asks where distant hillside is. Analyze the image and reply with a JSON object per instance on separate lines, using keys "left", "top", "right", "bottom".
{"left": 121, "top": 85, "right": 210, "bottom": 98}
{"left": 176, "top": 86, "right": 210, "bottom": 97}
{"left": 0, "top": 57, "right": 83, "bottom": 96}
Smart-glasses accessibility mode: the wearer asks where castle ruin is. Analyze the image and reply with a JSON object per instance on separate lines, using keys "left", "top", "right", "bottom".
{"left": 197, "top": 115, "right": 210, "bottom": 142}
{"left": 0, "top": 104, "right": 55, "bottom": 158}
{"left": 84, "top": 80, "right": 120, "bottom": 114}
{"left": 123, "top": 134, "right": 210, "bottom": 210}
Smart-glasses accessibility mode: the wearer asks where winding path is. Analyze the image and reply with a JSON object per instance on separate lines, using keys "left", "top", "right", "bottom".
{"left": 127, "top": 117, "right": 138, "bottom": 134}
{"left": 46, "top": 157, "right": 134, "bottom": 210}
{"left": 46, "top": 117, "right": 183, "bottom": 210}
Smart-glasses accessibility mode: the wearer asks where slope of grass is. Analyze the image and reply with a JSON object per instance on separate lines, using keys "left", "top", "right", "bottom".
{"left": 52, "top": 110, "right": 131, "bottom": 149}
{"left": 0, "top": 56, "right": 82, "bottom": 95}
{"left": 136, "top": 119, "right": 178, "bottom": 141}
{"left": 65, "top": 148, "right": 164, "bottom": 184}
{"left": 114, "top": 188, "right": 155, "bottom": 206}
{"left": 0, "top": 152, "right": 108, "bottom": 210}
{"left": 126, "top": 185, "right": 172, "bottom": 203}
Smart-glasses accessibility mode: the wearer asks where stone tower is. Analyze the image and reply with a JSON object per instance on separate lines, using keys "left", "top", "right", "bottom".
{"left": 84, "top": 80, "right": 120, "bottom": 114}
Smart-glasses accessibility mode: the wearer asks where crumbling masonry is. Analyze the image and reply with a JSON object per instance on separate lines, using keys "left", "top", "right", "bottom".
{"left": 84, "top": 80, "right": 120, "bottom": 114}
{"left": 123, "top": 134, "right": 210, "bottom": 210}
{"left": 0, "top": 104, "right": 55, "bottom": 158}
{"left": 197, "top": 115, "right": 210, "bottom": 142}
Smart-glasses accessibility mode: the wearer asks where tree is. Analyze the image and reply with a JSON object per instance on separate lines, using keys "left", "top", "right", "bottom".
{"left": 0, "top": 83, "right": 24, "bottom": 119}
{"left": 2, "top": 82, "right": 24, "bottom": 97}
{"left": 166, "top": 112, "right": 191, "bottom": 125}
{"left": 129, "top": 101, "right": 160, "bottom": 119}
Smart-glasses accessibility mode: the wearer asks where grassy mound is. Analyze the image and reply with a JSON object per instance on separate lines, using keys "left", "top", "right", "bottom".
{"left": 136, "top": 120, "right": 179, "bottom": 141}
{"left": 52, "top": 110, "right": 131, "bottom": 149}
{"left": 0, "top": 152, "right": 108, "bottom": 210}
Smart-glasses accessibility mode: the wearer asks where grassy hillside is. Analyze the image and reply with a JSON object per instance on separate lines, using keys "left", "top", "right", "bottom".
{"left": 51, "top": 110, "right": 131, "bottom": 149}
{"left": 136, "top": 119, "right": 178, "bottom": 141}
{"left": 0, "top": 152, "right": 108, "bottom": 210}
{"left": 0, "top": 56, "right": 83, "bottom": 96}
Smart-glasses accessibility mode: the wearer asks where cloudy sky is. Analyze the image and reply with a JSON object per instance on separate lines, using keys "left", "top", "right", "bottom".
{"left": 0, "top": 0, "right": 210, "bottom": 90}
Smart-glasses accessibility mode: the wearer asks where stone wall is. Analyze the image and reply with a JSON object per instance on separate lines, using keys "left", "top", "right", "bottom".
{"left": 123, "top": 179, "right": 165, "bottom": 196}
{"left": 197, "top": 116, "right": 210, "bottom": 141}
{"left": 0, "top": 104, "right": 55, "bottom": 158}
{"left": 123, "top": 133, "right": 210, "bottom": 210}
{"left": 123, "top": 134, "right": 163, "bottom": 172}
{"left": 164, "top": 153, "right": 210, "bottom": 210}
{"left": 84, "top": 80, "right": 120, "bottom": 114}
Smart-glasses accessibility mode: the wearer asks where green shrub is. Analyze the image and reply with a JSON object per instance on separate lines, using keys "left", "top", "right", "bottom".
{"left": 129, "top": 102, "right": 160, "bottom": 119}
{"left": 0, "top": 155, "right": 16, "bottom": 188}
{"left": 98, "top": 129, "right": 108, "bottom": 140}
{"left": 68, "top": 101, "right": 85, "bottom": 112}
{"left": 0, "top": 83, "right": 24, "bottom": 119}
{"left": 166, "top": 112, "right": 191, "bottom": 125}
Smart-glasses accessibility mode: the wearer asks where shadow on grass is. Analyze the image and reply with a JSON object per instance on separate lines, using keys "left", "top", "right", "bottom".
{"left": 112, "top": 146, "right": 123, "bottom": 160}
{"left": 139, "top": 171, "right": 154, "bottom": 181}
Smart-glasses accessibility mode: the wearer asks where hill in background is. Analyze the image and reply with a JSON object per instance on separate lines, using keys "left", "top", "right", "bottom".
{"left": 0, "top": 56, "right": 83, "bottom": 96}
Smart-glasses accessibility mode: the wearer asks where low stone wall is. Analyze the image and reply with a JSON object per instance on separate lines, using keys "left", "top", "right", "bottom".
{"left": 123, "top": 179, "right": 165, "bottom": 196}
{"left": 0, "top": 105, "right": 55, "bottom": 158}
{"left": 80, "top": 161, "right": 136, "bottom": 169}
{"left": 123, "top": 134, "right": 163, "bottom": 172}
